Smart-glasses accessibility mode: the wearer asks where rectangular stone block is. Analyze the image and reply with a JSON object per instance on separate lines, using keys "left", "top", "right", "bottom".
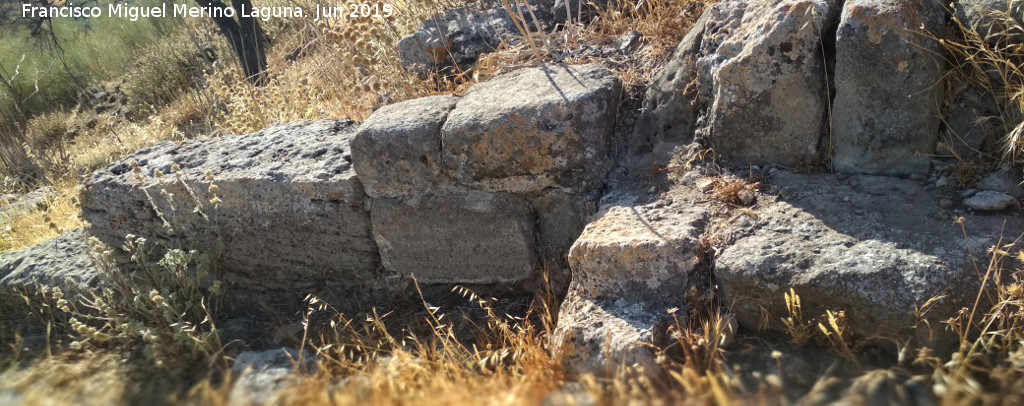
{"left": 569, "top": 203, "right": 708, "bottom": 299}
{"left": 831, "top": 0, "right": 946, "bottom": 175}
{"left": 81, "top": 121, "right": 381, "bottom": 296}
{"left": 441, "top": 64, "right": 620, "bottom": 194}
{"left": 370, "top": 192, "right": 538, "bottom": 284}
{"left": 351, "top": 95, "right": 459, "bottom": 198}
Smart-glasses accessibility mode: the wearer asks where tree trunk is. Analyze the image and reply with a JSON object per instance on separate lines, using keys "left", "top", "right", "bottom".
{"left": 201, "top": 0, "right": 268, "bottom": 86}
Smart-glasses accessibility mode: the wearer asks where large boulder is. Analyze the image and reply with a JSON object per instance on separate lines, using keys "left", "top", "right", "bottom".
{"left": 696, "top": 0, "right": 835, "bottom": 166}
{"left": 441, "top": 64, "right": 620, "bottom": 194}
{"left": 554, "top": 201, "right": 709, "bottom": 376}
{"left": 714, "top": 171, "right": 1024, "bottom": 350}
{"left": 831, "top": 0, "right": 948, "bottom": 175}
{"left": 0, "top": 230, "right": 102, "bottom": 331}
{"left": 396, "top": 3, "right": 554, "bottom": 75}
{"left": 633, "top": 0, "right": 836, "bottom": 167}
{"left": 369, "top": 192, "right": 537, "bottom": 284}
{"left": 80, "top": 120, "right": 382, "bottom": 313}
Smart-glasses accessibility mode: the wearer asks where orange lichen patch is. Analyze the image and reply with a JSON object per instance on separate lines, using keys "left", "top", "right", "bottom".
{"left": 466, "top": 108, "right": 583, "bottom": 178}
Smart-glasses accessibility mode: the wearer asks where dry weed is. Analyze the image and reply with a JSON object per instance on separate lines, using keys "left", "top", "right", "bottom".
{"left": 0, "top": 181, "right": 84, "bottom": 253}
{"left": 936, "top": 3, "right": 1024, "bottom": 164}
{"left": 712, "top": 178, "right": 760, "bottom": 206}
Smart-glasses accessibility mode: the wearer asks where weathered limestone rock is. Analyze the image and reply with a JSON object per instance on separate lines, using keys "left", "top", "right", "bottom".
{"left": 229, "top": 348, "right": 318, "bottom": 406}
{"left": 554, "top": 290, "right": 667, "bottom": 376}
{"left": 964, "top": 190, "right": 1017, "bottom": 211}
{"left": 629, "top": 8, "right": 710, "bottom": 163}
{"left": 396, "top": 3, "right": 554, "bottom": 75}
{"left": 0, "top": 230, "right": 100, "bottom": 292}
{"left": 633, "top": 0, "right": 835, "bottom": 167}
{"left": 0, "top": 230, "right": 102, "bottom": 328}
{"left": 715, "top": 172, "right": 1024, "bottom": 349}
{"left": 369, "top": 192, "right": 537, "bottom": 284}
{"left": 0, "top": 186, "right": 57, "bottom": 221}
{"left": 568, "top": 204, "right": 708, "bottom": 299}
{"left": 697, "top": 0, "right": 834, "bottom": 166}
{"left": 351, "top": 95, "right": 459, "bottom": 199}
{"left": 940, "top": 85, "right": 1002, "bottom": 161}
{"left": 348, "top": 64, "right": 617, "bottom": 294}
{"left": 81, "top": 120, "right": 381, "bottom": 310}
{"left": 441, "top": 64, "right": 620, "bottom": 194}
{"left": 954, "top": 0, "right": 1024, "bottom": 42}
{"left": 831, "top": 0, "right": 948, "bottom": 175}
{"left": 554, "top": 201, "right": 709, "bottom": 375}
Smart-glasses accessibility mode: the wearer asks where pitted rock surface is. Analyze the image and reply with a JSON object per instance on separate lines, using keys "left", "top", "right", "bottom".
{"left": 81, "top": 120, "right": 381, "bottom": 314}
{"left": 370, "top": 192, "right": 537, "bottom": 284}
{"left": 554, "top": 199, "right": 709, "bottom": 376}
{"left": 633, "top": 0, "right": 836, "bottom": 167}
{"left": 628, "top": 9, "right": 709, "bottom": 165}
{"left": 568, "top": 204, "right": 708, "bottom": 299}
{"left": 352, "top": 95, "right": 459, "bottom": 199}
{"left": 715, "top": 171, "right": 1024, "bottom": 349}
{"left": 831, "top": 0, "right": 948, "bottom": 175}
{"left": 441, "top": 64, "right": 620, "bottom": 195}
{"left": 696, "top": 0, "right": 834, "bottom": 166}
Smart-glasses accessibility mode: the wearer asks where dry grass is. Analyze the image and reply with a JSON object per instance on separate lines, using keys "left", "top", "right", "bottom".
{"left": 913, "top": 228, "right": 1024, "bottom": 404}
{"left": 937, "top": 2, "right": 1024, "bottom": 165}
{"left": 184, "top": 289, "right": 566, "bottom": 406}
{"left": 0, "top": 181, "right": 84, "bottom": 252}
{"left": 0, "top": 113, "right": 189, "bottom": 255}
{"left": 204, "top": 0, "right": 475, "bottom": 135}
{"left": 711, "top": 178, "right": 759, "bottom": 206}
{"left": 2, "top": 351, "right": 130, "bottom": 406}
{"left": 588, "top": 0, "right": 710, "bottom": 60}
{"left": 472, "top": 0, "right": 711, "bottom": 88}
{"left": 6, "top": 237, "right": 1024, "bottom": 404}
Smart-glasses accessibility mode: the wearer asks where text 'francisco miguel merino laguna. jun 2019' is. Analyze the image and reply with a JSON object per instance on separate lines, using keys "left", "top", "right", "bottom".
{"left": 22, "top": 1, "right": 395, "bottom": 22}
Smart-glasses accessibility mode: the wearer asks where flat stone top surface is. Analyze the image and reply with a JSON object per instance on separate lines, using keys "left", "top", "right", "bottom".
{"left": 450, "top": 64, "right": 618, "bottom": 118}
{"left": 574, "top": 203, "right": 707, "bottom": 247}
{"left": 85, "top": 120, "right": 362, "bottom": 200}
{"left": 0, "top": 229, "right": 99, "bottom": 289}
{"left": 762, "top": 172, "right": 1022, "bottom": 256}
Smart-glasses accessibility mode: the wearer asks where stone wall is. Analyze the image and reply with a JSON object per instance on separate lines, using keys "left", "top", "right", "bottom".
{"left": 78, "top": 63, "right": 621, "bottom": 315}
{"left": 631, "top": 0, "right": 1010, "bottom": 176}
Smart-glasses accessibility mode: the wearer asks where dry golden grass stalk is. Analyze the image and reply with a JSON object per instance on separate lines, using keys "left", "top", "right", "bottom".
{"left": 936, "top": 3, "right": 1024, "bottom": 164}
{"left": 0, "top": 181, "right": 84, "bottom": 253}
